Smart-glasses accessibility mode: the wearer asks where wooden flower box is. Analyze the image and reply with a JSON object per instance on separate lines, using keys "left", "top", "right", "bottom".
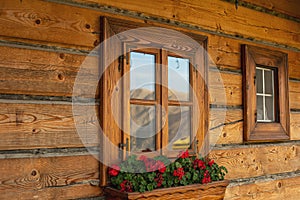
{"left": 104, "top": 180, "right": 229, "bottom": 200}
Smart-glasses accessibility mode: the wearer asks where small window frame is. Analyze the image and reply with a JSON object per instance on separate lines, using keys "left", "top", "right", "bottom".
{"left": 242, "top": 45, "right": 290, "bottom": 142}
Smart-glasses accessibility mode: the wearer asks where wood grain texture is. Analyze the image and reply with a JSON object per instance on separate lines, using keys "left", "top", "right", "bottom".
{"left": 242, "top": 44, "right": 290, "bottom": 142}
{"left": 209, "top": 144, "right": 300, "bottom": 180}
{"left": 291, "top": 112, "right": 300, "bottom": 140}
{"left": 0, "top": 102, "right": 99, "bottom": 150}
{"left": 105, "top": 180, "right": 229, "bottom": 200}
{"left": 0, "top": 155, "right": 101, "bottom": 199}
{"left": 76, "top": 0, "right": 300, "bottom": 49}
{"left": 0, "top": 46, "right": 99, "bottom": 97}
{"left": 0, "top": 0, "right": 100, "bottom": 49}
{"left": 289, "top": 81, "right": 300, "bottom": 110}
{"left": 209, "top": 71, "right": 242, "bottom": 106}
{"left": 242, "top": 0, "right": 300, "bottom": 19}
{"left": 224, "top": 175, "right": 300, "bottom": 200}
{"left": 2, "top": 183, "right": 101, "bottom": 200}
{"left": 1, "top": 0, "right": 299, "bottom": 51}
{"left": 208, "top": 35, "right": 300, "bottom": 78}
{"left": 209, "top": 108, "right": 243, "bottom": 144}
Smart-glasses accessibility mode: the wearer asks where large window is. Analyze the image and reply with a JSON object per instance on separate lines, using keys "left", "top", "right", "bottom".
{"left": 125, "top": 48, "right": 198, "bottom": 156}
{"left": 242, "top": 45, "right": 290, "bottom": 142}
{"left": 99, "top": 16, "right": 208, "bottom": 179}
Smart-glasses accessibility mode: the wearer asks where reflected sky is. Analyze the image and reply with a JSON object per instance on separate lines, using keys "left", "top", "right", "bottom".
{"left": 130, "top": 52, "right": 190, "bottom": 101}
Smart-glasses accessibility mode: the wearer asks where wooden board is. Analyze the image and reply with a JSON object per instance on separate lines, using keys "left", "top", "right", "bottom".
{"left": 289, "top": 81, "right": 300, "bottom": 110}
{"left": 209, "top": 71, "right": 242, "bottom": 106}
{"left": 0, "top": 102, "right": 99, "bottom": 150}
{"left": 0, "top": 0, "right": 299, "bottom": 50}
{"left": 0, "top": 0, "right": 100, "bottom": 49}
{"left": 0, "top": 46, "right": 99, "bottom": 98}
{"left": 0, "top": 155, "right": 101, "bottom": 199}
{"left": 76, "top": 0, "right": 300, "bottom": 49}
{"left": 225, "top": 174, "right": 300, "bottom": 200}
{"left": 209, "top": 144, "right": 300, "bottom": 180}
{"left": 209, "top": 108, "right": 243, "bottom": 144}
{"left": 242, "top": 0, "right": 300, "bottom": 19}
{"left": 2, "top": 183, "right": 101, "bottom": 200}
{"left": 291, "top": 112, "right": 300, "bottom": 140}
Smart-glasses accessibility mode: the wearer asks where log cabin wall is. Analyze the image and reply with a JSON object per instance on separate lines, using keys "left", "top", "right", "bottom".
{"left": 0, "top": 0, "right": 299, "bottom": 199}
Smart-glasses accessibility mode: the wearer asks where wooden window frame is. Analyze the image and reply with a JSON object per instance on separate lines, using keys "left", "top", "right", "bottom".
{"left": 99, "top": 16, "right": 208, "bottom": 185}
{"left": 242, "top": 44, "right": 290, "bottom": 142}
{"left": 124, "top": 47, "right": 199, "bottom": 158}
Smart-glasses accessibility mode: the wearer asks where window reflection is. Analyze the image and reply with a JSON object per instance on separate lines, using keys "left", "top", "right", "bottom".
{"left": 168, "top": 56, "right": 190, "bottom": 101}
{"left": 130, "top": 52, "right": 155, "bottom": 100}
{"left": 130, "top": 104, "right": 156, "bottom": 152}
{"left": 168, "top": 106, "right": 191, "bottom": 150}
{"left": 256, "top": 67, "right": 275, "bottom": 122}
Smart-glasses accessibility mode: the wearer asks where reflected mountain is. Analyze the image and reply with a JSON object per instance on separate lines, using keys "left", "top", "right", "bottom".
{"left": 130, "top": 88, "right": 191, "bottom": 151}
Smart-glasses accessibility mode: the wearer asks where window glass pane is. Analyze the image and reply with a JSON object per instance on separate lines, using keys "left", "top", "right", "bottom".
{"left": 265, "top": 70, "right": 273, "bottom": 94}
{"left": 168, "top": 56, "right": 190, "bottom": 101}
{"left": 168, "top": 106, "right": 191, "bottom": 150}
{"left": 130, "top": 104, "right": 156, "bottom": 152}
{"left": 257, "top": 95, "right": 264, "bottom": 121}
{"left": 265, "top": 96, "right": 275, "bottom": 121}
{"left": 130, "top": 52, "right": 155, "bottom": 100}
{"left": 256, "top": 68, "right": 263, "bottom": 93}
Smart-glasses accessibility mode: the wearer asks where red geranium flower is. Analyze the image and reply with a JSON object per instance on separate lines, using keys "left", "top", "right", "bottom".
{"left": 208, "top": 160, "right": 215, "bottom": 167}
{"left": 173, "top": 167, "right": 185, "bottom": 180}
{"left": 179, "top": 150, "right": 189, "bottom": 159}
{"left": 202, "top": 170, "right": 211, "bottom": 184}
{"left": 109, "top": 164, "right": 120, "bottom": 176}
{"left": 120, "top": 180, "right": 133, "bottom": 192}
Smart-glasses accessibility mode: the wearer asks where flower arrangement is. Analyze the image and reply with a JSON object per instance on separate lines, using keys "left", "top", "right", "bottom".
{"left": 108, "top": 150, "right": 228, "bottom": 193}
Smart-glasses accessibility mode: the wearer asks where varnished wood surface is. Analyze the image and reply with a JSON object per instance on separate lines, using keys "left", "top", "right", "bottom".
{"left": 242, "top": 0, "right": 300, "bottom": 19}
{"left": 0, "top": 155, "right": 101, "bottom": 199}
{"left": 225, "top": 174, "right": 300, "bottom": 200}
{"left": 0, "top": 102, "right": 99, "bottom": 150}
{"left": 105, "top": 180, "right": 229, "bottom": 200}
{"left": 61, "top": 0, "right": 300, "bottom": 49}
{"left": 291, "top": 112, "right": 300, "bottom": 140}
{"left": 209, "top": 108, "right": 243, "bottom": 144}
{"left": 209, "top": 144, "right": 300, "bottom": 180}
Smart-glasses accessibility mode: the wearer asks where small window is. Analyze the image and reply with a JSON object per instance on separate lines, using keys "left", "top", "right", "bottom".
{"left": 256, "top": 66, "right": 277, "bottom": 122}
{"left": 242, "top": 45, "right": 290, "bottom": 142}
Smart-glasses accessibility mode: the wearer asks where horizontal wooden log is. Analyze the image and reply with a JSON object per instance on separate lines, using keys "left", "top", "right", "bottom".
{"left": 225, "top": 174, "right": 300, "bottom": 200}
{"left": 209, "top": 143, "right": 300, "bottom": 180}
{"left": 0, "top": 101, "right": 99, "bottom": 150}
{"left": 208, "top": 35, "right": 300, "bottom": 79}
{"left": 209, "top": 71, "right": 242, "bottom": 106}
{"left": 291, "top": 112, "right": 300, "bottom": 140}
{"left": 242, "top": 0, "right": 300, "bottom": 19}
{"left": 0, "top": 0, "right": 100, "bottom": 49}
{"left": 2, "top": 183, "right": 101, "bottom": 200}
{"left": 289, "top": 81, "right": 300, "bottom": 110}
{"left": 76, "top": 0, "right": 300, "bottom": 49}
{"left": 0, "top": 155, "right": 101, "bottom": 199}
{"left": 0, "top": 45, "right": 99, "bottom": 98}
{"left": 1, "top": 0, "right": 300, "bottom": 51}
{"left": 209, "top": 108, "right": 243, "bottom": 144}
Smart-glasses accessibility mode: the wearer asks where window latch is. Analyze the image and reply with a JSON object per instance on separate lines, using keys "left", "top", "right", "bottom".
{"left": 118, "top": 55, "right": 128, "bottom": 72}
{"left": 194, "top": 139, "right": 199, "bottom": 157}
{"left": 119, "top": 138, "right": 129, "bottom": 158}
